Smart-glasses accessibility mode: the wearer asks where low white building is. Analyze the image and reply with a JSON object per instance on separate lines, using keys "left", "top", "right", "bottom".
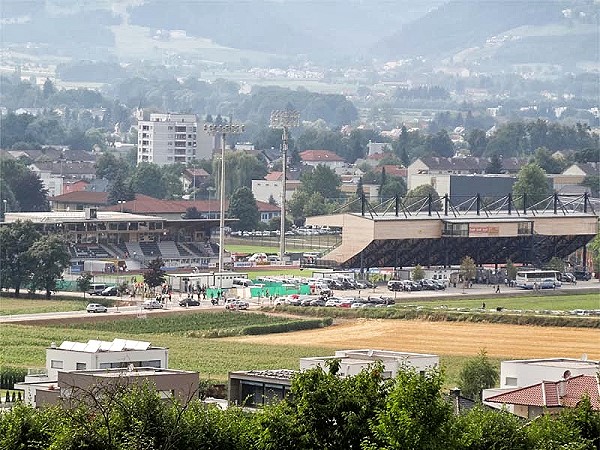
{"left": 16, "top": 339, "right": 169, "bottom": 407}
{"left": 300, "top": 349, "right": 439, "bottom": 378}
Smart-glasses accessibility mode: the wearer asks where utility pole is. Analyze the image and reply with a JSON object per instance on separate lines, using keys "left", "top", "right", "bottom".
{"left": 270, "top": 109, "right": 300, "bottom": 264}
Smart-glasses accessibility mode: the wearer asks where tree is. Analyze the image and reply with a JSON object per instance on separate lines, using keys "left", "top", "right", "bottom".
{"left": 277, "top": 362, "right": 390, "bottom": 450}
{"left": 0, "top": 221, "right": 40, "bottom": 297}
{"left": 412, "top": 264, "right": 425, "bottom": 281}
{"left": 467, "top": 129, "right": 489, "bottom": 157}
{"left": 107, "top": 172, "right": 134, "bottom": 205}
{"left": 299, "top": 165, "right": 342, "bottom": 201}
{"left": 380, "top": 176, "right": 407, "bottom": 200}
{"left": 513, "top": 163, "right": 552, "bottom": 209}
{"left": 453, "top": 406, "right": 529, "bottom": 449}
{"left": 95, "top": 152, "right": 130, "bottom": 181}
{"left": 0, "top": 158, "right": 49, "bottom": 212}
{"left": 76, "top": 272, "right": 93, "bottom": 300}
{"left": 144, "top": 258, "right": 166, "bottom": 289}
{"left": 545, "top": 256, "right": 566, "bottom": 273}
{"left": 429, "top": 129, "right": 455, "bottom": 158}
{"left": 588, "top": 233, "right": 600, "bottom": 277}
{"left": 460, "top": 256, "right": 477, "bottom": 285}
{"left": 228, "top": 187, "right": 260, "bottom": 231}
{"left": 581, "top": 175, "right": 600, "bottom": 197}
{"left": 28, "top": 234, "right": 71, "bottom": 299}
{"left": 161, "top": 164, "right": 184, "bottom": 199}
{"left": 531, "top": 146, "right": 564, "bottom": 174}
{"left": 505, "top": 259, "right": 517, "bottom": 281}
{"left": 458, "top": 349, "right": 499, "bottom": 401}
{"left": 404, "top": 184, "right": 441, "bottom": 211}
{"left": 485, "top": 154, "right": 503, "bottom": 174}
{"left": 365, "top": 368, "right": 454, "bottom": 450}
{"left": 130, "top": 163, "right": 167, "bottom": 199}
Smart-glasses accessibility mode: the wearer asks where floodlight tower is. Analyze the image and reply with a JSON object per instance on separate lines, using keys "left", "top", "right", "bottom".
{"left": 270, "top": 109, "right": 300, "bottom": 264}
{"left": 203, "top": 121, "right": 245, "bottom": 272}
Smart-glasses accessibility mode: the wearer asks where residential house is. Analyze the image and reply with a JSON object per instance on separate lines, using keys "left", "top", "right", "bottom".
{"left": 300, "top": 349, "right": 439, "bottom": 378}
{"left": 15, "top": 338, "right": 173, "bottom": 407}
{"left": 50, "top": 191, "right": 109, "bottom": 211}
{"left": 181, "top": 167, "right": 210, "bottom": 192}
{"left": 299, "top": 150, "right": 345, "bottom": 169}
{"left": 228, "top": 349, "right": 439, "bottom": 408}
{"left": 29, "top": 161, "right": 97, "bottom": 197}
{"left": 62, "top": 179, "right": 90, "bottom": 194}
{"left": 482, "top": 357, "right": 600, "bottom": 416}
{"left": 485, "top": 374, "right": 600, "bottom": 419}
{"left": 407, "top": 156, "right": 524, "bottom": 199}
{"left": 251, "top": 171, "right": 302, "bottom": 205}
{"left": 552, "top": 162, "right": 599, "bottom": 195}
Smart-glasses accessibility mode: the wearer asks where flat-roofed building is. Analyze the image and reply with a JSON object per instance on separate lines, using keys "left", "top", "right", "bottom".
{"left": 300, "top": 349, "right": 439, "bottom": 378}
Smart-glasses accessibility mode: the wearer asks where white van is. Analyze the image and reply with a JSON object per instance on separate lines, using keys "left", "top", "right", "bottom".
{"left": 232, "top": 278, "right": 253, "bottom": 288}
{"left": 88, "top": 284, "right": 107, "bottom": 296}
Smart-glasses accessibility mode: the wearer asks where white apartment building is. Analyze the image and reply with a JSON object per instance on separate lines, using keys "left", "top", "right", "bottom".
{"left": 137, "top": 113, "right": 214, "bottom": 166}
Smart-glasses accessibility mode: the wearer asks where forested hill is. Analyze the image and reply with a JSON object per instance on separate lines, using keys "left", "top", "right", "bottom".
{"left": 374, "top": 0, "right": 598, "bottom": 66}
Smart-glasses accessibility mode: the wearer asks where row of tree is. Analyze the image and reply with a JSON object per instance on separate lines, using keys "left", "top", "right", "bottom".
{"left": 0, "top": 221, "right": 70, "bottom": 298}
{"left": 1, "top": 363, "right": 598, "bottom": 449}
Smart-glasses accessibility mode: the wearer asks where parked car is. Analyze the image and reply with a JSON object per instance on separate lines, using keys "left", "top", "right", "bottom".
{"left": 573, "top": 270, "right": 592, "bottom": 281}
{"left": 179, "top": 298, "right": 201, "bottom": 307}
{"left": 387, "top": 280, "right": 403, "bottom": 291}
{"left": 560, "top": 273, "right": 576, "bottom": 283}
{"left": 87, "top": 284, "right": 107, "bottom": 296}
{"left": 86, "top": 303, "right": 108, "bottom": 313}
{"left": 142, "top": 300, "right": 163, "bottom": 309}
{"left": 225, "top": 300, "right": 249, "bottom": 310}
{"left": 101, "top": 286, "right": 119, "bottom": 296}
{"left": 540, "top": 278, "right": 561, "bottom": 289}
{"left": 309, "top": 298, "right": 327, "bottom": 307}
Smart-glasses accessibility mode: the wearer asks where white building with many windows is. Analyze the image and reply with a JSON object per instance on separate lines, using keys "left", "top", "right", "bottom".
{"left": 137, "top": 113, "right": 213, "bottom": 165}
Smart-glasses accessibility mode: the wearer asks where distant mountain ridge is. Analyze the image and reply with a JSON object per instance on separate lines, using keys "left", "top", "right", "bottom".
{"left": 373, "top": 0, "right": 599, "bottom": 68}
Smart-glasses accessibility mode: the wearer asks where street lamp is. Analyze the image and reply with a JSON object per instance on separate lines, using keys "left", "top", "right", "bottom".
{"left": 270, "top": 109, "right": 300, "bottom": 264}
{"left": 203, "top": 121, "right": 245, "bottom": 273}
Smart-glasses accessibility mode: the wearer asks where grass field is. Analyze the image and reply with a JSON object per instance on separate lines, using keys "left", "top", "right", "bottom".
{"left": 0, "top": 297, "right": 89, "bottom": 315}
{"left": 393, "top": 293, "right": 600, "bottom": 312}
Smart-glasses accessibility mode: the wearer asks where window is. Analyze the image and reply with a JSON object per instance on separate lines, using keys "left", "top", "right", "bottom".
{"left": 76, "top": 362, "right": 86, "bottom": 370}
{"left": 518, "top": 222, "right": 532, "bottom": 235}
{"left": 505, "top": 377, "right": 518, "bottom": 386}
{"left": 51, "top": 360, "right": 63, "bottom": 369}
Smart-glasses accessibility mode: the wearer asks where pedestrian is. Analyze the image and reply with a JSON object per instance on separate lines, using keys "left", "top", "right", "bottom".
{"left": 482, "top": 302, "right": 486, "bottom": 309}
{"left": 495, "top": 284, "right": 500, "bottom": 293}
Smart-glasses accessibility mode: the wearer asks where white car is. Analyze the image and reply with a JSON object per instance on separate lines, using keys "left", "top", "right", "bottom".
{"left": 142, "top": 300, "right": 164, "bottom": 310}
{"left": 86, "top": 303, "right": 108, "bottom": 313}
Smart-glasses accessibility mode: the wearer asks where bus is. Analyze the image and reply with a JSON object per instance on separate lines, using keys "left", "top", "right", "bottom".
{"left": 515, "top": 270, "right": 562, "bottom": 289}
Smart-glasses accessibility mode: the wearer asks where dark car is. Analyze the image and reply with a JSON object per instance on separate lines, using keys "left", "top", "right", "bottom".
{"left": 573, "top": 270, "right": 592, "bottom": 281}
{"left": 101, "top": 286, "right": 119, "bottom": 296}
{"left": 179, "top": 299, "right": 201, "bottom": 307}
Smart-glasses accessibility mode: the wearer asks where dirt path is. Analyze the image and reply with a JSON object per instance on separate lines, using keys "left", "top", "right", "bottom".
{"left": 231, "top": 319, "right": 600, "bottom": 360}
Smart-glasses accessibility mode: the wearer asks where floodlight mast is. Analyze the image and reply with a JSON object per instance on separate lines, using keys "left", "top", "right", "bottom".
{"left": 269, "top": 109, "right": 300, "bottom": 264}
{"left": 203, "top": 122, "right": 245, "bottom": 273}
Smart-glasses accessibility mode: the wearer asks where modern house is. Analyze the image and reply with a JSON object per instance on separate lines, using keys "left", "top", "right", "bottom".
{"left": 300, "top": 349, "right": 439, "bottom": 378}
{"left": 15, "top": 339, "right": 183, "bottom": 407}
{"left": 228, "top": 349, "right": 440, "bottom": 407}
{"left": 251, "top": 171, "right": 302, "bottom": 205}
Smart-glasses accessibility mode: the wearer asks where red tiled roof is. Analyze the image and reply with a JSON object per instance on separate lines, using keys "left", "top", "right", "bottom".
{"left": 102, "top": 195, "right": 280, "bottom": 214}
{"left": 381, "top": 165, "right": 407, "bottom": 177}
{"left": 50, "top": 191, "right": 109, "bottom": 204}
{"left": 265, "top": 171, "right": 283, "bottom": 181}
{"left": 299, "top": 150, "right": 345, "bottom": 162}
{"left": 487, "top": 375, "right": 600, "bottom": 410}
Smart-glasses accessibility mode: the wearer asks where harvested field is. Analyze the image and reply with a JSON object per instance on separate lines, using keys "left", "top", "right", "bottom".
{"left": 231, "top": 319, "right": 600, "bottom": 360}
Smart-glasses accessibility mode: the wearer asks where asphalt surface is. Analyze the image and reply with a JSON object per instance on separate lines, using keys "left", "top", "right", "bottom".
{"left": 1, "top": 280, "right": 598, "bottom": 324}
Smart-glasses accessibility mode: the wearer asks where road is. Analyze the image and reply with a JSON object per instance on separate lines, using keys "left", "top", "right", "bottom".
{"left": 0, "top": 280, "right": 597, "bottom": 324}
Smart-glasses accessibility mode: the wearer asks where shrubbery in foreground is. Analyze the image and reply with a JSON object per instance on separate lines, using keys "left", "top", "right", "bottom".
{"left": 1, "top": 365, "right": 599, "bottom": 450}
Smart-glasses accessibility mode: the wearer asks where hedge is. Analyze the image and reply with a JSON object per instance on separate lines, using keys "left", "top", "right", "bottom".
{"left": 187, "top": 317, "right": 333, "bottom": 338}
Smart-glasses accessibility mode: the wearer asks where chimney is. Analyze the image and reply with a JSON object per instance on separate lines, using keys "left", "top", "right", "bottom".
{"left": 558, "top": 379, "right": 567, "bottom": 398}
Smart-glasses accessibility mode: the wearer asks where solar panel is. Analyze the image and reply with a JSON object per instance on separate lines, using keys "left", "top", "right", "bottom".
{"left": 133, "top": 340, "right": 151, "bottom": 351}
{"left": 84, "top": 341, "right": 101, "bottom": 353}
{"left": 59, "top": 341, "right": 75, "bottom": 350}
{"left": 72, "top": 342, "right": 87, "bottom": 352}
{"left": 99, "top": 340, "right": 113, "bottom": 351}
{"left": 109, "top": 339, "right": 127, "bottom": 352}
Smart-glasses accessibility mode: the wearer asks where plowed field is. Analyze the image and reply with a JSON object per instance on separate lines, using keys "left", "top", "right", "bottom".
{"left": 232, "top": 319, "right": 600, "bottom": 360}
